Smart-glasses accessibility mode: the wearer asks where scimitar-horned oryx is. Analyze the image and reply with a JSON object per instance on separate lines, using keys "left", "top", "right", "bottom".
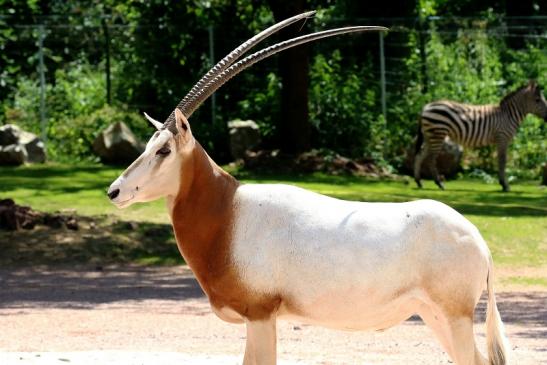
{"left": 107, "top": 11, "right": 509, "bottom": 365}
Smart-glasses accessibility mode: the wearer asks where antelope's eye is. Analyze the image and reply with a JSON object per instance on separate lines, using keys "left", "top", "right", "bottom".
{"left": 156, "top": 146, "right": 171, "bottom": 156}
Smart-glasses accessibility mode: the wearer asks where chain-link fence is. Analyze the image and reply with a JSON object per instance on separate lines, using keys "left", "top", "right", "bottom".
{"left": 1, "top": 14, "right": 546, "bottom": 170}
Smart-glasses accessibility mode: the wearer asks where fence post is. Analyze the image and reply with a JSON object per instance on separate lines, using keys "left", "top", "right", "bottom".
{"left": 102, "top": 18, "right": 112, "bottom": 105}
{"left": 38, "top": 24, "right": 47, "bottom": 144}
{"left": 208, "top": 25, "right": 216, "bottom": 126}
{"left": 418, "top": 18, "right": 428, "bottom": 93}
{"left": 379, "top": 31, "right": 387, "bottom": 123}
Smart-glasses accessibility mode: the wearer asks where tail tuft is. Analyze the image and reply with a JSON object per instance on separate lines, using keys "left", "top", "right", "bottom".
{"left": 486, "top": 260, "right": 510, "bottom": 365}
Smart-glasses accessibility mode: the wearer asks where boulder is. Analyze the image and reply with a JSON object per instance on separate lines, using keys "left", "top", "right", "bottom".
{"left": 0, "top": 124, "right": 21, "bottom": 146}
{"left": 404, "top": 137, "right": 463, "bottom": 179}
{"left": 0, "top": 144, "right": 28, "bottom": 165}
{"left": 92, "top": 122, "right": 144, "bottom": 164}
{"left": 19, "top": 130, "right": 46, "bottom": 163}
{"left": 0, "top": 124, "right": 46, "bottom": 165}
{"left": 227, "top": 119, "right": 261, "bottom": 160}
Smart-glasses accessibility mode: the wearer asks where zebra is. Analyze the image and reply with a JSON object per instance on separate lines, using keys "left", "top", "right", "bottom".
{"left": 414, "top": 80, "right": 547, "bottom": 192}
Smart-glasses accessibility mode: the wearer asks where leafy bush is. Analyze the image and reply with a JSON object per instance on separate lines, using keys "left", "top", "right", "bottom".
{"left": 4, "top": 61, "right": 148, "bottom": 162}
{"left": 48, "top": 105, "right": 148, "bottom": 162}
{"left": 309, "top": 50, "right": 382, "bottom": 158}
{"left": 388, "top": 24, "right": 546, "bottom": 178}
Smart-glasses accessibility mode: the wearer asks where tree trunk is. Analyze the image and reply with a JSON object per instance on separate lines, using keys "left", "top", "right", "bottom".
{"left": 268, "top": 0, "right": 310, "bottom": 153}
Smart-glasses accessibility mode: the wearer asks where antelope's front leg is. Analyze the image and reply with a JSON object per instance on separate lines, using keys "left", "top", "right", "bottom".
{"left": 243, "top": 316, "right": 277, "bottom": 365}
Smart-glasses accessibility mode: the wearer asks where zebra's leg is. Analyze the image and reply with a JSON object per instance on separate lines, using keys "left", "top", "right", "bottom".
{"left": 426, "top": 141, "right": 445, "bottom": 190}
{"left": 497, "top": 141, "right": 510, "bottom": 192}
{"left": 414, "top": 142, "right": 429, "bottom": 188}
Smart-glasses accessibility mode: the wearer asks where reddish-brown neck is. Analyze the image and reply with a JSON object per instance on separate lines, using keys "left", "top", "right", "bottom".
{"left": 170, "top": 142, "right": 239, "bottom": 294}
{"left": 170, "top": 142, "right": 291, "bottom": 320}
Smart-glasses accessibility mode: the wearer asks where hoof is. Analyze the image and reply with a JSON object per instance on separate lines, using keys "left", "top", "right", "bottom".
{"left": 415, "top": 179, "right": 423, "bottom": 189}
{"left": 502, "top": 186, "right": 511, "bottom": 193}
{"left": 435, "top": 181, "right": 445, "bottom": 190}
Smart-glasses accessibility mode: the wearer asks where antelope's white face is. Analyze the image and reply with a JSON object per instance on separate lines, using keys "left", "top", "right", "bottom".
{"left": 107, "top": 109, "right": 194, "bottom": 208}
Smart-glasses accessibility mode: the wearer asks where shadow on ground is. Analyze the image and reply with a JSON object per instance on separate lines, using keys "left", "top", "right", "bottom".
{"left": 0, "top": 217, "right": 181, "bottom": 266}
{"left": 0, "top": 266, "right": 204, "bottom": 309}
{"left": 1, "top": 266, "right": 545, "bottom": 338}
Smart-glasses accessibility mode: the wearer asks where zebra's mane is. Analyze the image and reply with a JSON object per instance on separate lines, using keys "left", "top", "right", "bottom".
{"left": 499, "top": 84, "right": 529, "bottom": 108}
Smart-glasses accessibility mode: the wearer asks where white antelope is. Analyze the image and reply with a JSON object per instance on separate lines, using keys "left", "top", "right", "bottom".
{"left": 107, "top": 12, "right": 509, "bottom": 365}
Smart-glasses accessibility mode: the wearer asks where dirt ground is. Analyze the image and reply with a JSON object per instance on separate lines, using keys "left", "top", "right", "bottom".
{"left": 1, "top": 265, "right": 545, "bottom": 364}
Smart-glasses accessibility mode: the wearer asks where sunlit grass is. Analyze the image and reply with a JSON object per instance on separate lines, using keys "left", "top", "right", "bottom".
{"left": 1, "top": 164, "right": 545, "bottom": 283}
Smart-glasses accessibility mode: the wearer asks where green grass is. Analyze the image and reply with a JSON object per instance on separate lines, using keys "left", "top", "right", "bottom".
{"left": 1, "top": 164, "right": 546, "bottom": 275}
{"left": 501, "top": 276, "right": 547, "bottom": 287}
{"left": 0, "top": 163, "right": 169, "bottom": 223}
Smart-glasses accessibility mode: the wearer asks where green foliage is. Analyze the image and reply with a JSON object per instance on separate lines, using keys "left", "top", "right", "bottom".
{"left": 238, "top": 72, "right": 281, "bottom": 139}
{"left": 48, "top": 105, "right": 148, "bottom": 162}
{"left": 9, "top": 60, "right": 106, "bottom": 132}
{"left": 0, "top": 1, "right": 545, "bottom": 179}
{"left": 4, "top": 60, "right": 147, "bottom": 162}
{"left": 509, "top": 115, "right": 546, "bottom": 178}
{"left": 425, "top": 27, "right": 503, "bottom": 103}
{"left": 388, "top": 21, "right": 546, "bottom": 177}
{"left": 309, "top": 50, "right": 382, "bottom": 158}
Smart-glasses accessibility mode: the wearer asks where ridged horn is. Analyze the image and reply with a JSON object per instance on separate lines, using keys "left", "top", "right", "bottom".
{"left": 179, "top": 26, "right": 387, "bottom": 120}
{"left": 163, "top": 11, "right": 316, "bottom": 128}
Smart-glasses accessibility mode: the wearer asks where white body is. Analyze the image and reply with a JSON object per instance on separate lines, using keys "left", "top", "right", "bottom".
{"left": 232, "top": 184, "right": 488, "bottom": 330}
{"left": 108, "top": 110, "right": 509, "bottom": 364}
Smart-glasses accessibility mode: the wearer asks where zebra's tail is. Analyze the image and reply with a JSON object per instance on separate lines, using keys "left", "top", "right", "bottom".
{"left": 415, "top": 119, "right": 424, "bottom": 155}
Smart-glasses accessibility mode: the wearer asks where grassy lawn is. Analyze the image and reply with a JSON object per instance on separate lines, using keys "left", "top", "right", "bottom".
{"left": 1, "top": 164, "right": 545, "bottom": 287}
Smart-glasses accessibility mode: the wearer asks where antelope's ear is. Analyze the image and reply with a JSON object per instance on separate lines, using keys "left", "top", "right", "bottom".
{"left": 174, "top": 108, "right": 191, "bottom": 136}
{"left": 144, "top": 112, "right": 163, "bottom": 130}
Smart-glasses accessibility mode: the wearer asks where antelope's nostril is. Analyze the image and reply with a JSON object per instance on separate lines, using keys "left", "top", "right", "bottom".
{"left": 108, "top": 188, "right": 120, "bottom": 200}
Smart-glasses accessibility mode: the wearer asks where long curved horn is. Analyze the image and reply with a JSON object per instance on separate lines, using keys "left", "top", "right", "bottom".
{"left": 177, "top": 26, "right": 387, "bottom": 120}
{"left": 175, "top": 11, "right": 316, "bottom": 119}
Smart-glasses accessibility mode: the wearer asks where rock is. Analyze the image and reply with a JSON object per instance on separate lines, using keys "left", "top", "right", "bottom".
{"left": 243, "top": 149, "right": 391, "bottom": 177}
{"left": 227, "top": 120, "right": 261, "bottom": 160}
{"left": 0, "top": 199, "right": 43, "bottom": 231}
{"left": 0, "top": 124, "right": 46, "bottom": 164}
{"left": 404, "top": 137, "right": 463, "bottom": 179}
{"left": 0, "top": 124, "right": 21, "bottom": 146}
{"left": 92, "top": 122, "right": 144, "bottom": 164}
{"left": 0, "top": 199, "right": 79, "bottom": 231}
{"left": 65, "top": 217, "right": 79, "bottom": 231}
{"left": 19, "top": 131, "right": 46, "bottom": 163}
{"left": 0, "top": 144, "right": 28, "bottom": 165}
{"left": 124, "top": 221, "right": 138, "bottom": 231}
{"left": 43, "top": 214, "right": 65, "bottom": 229}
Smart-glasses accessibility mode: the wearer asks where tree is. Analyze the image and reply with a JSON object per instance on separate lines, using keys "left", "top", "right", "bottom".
{"left": 267, "top": 0, "right": 311, "bottom": 153}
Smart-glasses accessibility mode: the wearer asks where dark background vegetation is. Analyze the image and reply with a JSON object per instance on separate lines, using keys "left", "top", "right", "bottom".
{"left": 0, "top": 0, "right": 545, "bottom": 178}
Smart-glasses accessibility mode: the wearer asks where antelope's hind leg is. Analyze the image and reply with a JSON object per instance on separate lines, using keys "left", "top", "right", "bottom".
{"left": 446, "top": 317, "right": 488, "bottom": 365}
{"left": 419, "top": 302, "right": 487, "bottom": 365}
{"left": 243, "top": 316, "right": 277, "bottom": 365}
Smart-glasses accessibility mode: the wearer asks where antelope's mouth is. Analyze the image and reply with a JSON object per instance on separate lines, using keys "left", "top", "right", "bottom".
{"left": 113, "top": 195, "right": 135, "bottom": 209}
{"left": 108, "top": 189, "right": 136, "bottom": 209}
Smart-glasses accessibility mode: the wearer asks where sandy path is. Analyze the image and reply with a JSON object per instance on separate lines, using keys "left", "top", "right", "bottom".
{"left": 1, "top": 265, "right": 545, "bottom": 364}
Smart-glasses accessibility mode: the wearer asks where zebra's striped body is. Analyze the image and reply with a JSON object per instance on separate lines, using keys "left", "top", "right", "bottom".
{"left": 414, "top": 81, "right": 547, "bottom": 191}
